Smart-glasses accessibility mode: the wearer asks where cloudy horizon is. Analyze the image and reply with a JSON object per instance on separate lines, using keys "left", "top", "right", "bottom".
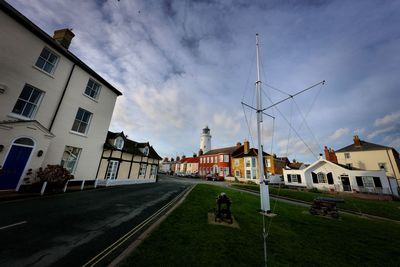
{"left": 7, "top": 0, "right": 400, "bottom": 163}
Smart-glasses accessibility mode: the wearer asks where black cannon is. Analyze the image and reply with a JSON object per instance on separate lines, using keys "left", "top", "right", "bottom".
{"left": 309, "top": 197, "right": 344, "bottom": 218}
{"left": 214, "top": 193, "right": 232, "bottom": 224}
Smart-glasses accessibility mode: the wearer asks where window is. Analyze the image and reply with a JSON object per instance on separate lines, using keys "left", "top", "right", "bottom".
{"left": 207, "top": 157, "right": 209, "bottom": 163}
{"left": 251, "top": 158, "right": 256, "bottom": 167}
{"left": 215, "top": 156, "right": 218, "bottom": 162}
{"left": 234, "top": 159, "right": 239, "bottom": 167}
{"left": 266, "top": 159, "right": 271, "bottom": 168}
{"left": 362, "top": 176, "right": 374, "bottom": 188}
{"left": 84, "top": 79, "right": 101, "bottom": 99}
{"left": 246, "top": 170, "right": 251, "bottom": 179}
{"left": 344, "top": 153, "right": 350, "bottom": 159}
{"left": 71, "top": 108, "right": 92, "bottom": 134}
{"left": 139, "top": 164, "right": 147, "bottom": 177}
{"left": 210, "top": 157, "right": 213, "bottom": 163}
{"left": 317, "top": 172, "right": 327, "bottom": 183}
{"left": 35, "top": 47, "right": 59, "bottom": 74}
{"left": 224, "top": 155, "right": 229, "bottom": 162}
{"left": 252, "top": 170, "right": 256, "bottom": 179}
{"left": 106, "top": 160, "right": 119, "bottom": 180}
{"left": 235, "top": 170, "right": 240, "bottom": 177}
{"left": 224, "top": 167, "right": 230, "bottom": 177}
{"left": 219, "top": 155, "right": 223, "bottom": 162}
{"left": 378, "top": 163, "right": 387, "bottom": 171}
{"left": 151, "top": 165, "right": 157, "bottom": 177}
{"left": 114, "top": 137, "right": 124, "bottom": 150}
{"left": 12, "top": 84, "right": 44, "bottom": 118}
{"left": 290, "top": 174, "right": 298, "bottom": 183}
{"left": 246, "top": 159, "right": 251, "bottom": 167}
{"left": 61, "top": 146, "right": 81, "bottom": 174}
{"left": 143, "top": 146, "right": 149, "bottom": 156}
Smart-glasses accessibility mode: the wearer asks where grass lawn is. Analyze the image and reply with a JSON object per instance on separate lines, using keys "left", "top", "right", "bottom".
{"left": 121, "top": 184, "right": 400, "bottom": 267}
{"left": 232, "top": 183, "right": 400, "bottom": 221}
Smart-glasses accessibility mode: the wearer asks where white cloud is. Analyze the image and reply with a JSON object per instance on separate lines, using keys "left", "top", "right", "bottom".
{"left": 329, "top": 128, "right": 349, "bottom": 141}
{"left": 374, "top": 111, "right": 400, "bottom": 127}
{"left": 367, "top": 125, "right": 396, "bottom": 139}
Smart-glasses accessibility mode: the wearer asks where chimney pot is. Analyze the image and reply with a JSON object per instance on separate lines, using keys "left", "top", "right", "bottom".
{"left": 244, "top": 140, "right": 249, "bottom": 154}
{"left": 53, "top": 28, "right": 75, "bottom": 49}
{"left": 353, "top": 135, "right": 361, "bottom": 146}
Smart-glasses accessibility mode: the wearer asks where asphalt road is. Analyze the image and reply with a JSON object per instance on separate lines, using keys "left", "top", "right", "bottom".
{"left": 0, "top": 175, "right": 190, "bottom": 267}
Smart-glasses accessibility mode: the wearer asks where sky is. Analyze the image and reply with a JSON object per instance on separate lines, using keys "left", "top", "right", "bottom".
{"left": 7, "top": 0, "right": 400, "bottom": 163}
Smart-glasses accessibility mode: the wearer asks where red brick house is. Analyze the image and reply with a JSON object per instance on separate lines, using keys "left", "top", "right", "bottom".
{"left": 199, "top": 144, "right": 240, "bottom": 178}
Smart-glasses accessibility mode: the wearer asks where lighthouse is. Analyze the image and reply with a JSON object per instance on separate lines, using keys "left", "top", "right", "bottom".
{"left": 200, "top": 126, "right": 211, "bottom": 153}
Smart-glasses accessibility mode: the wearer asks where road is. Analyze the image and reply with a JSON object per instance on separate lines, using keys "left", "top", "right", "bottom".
{"left": 0, "top": 175, "right": 190, "bottom": 267}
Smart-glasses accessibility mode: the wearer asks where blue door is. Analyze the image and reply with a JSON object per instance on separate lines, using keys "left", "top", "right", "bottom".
{"left": 0, "top": 145, "right": 33, "bottom": 190}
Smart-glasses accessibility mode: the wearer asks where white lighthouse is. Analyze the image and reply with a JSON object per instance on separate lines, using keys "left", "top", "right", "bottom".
{"left": 200, "top": 126, "right": 212, "bottom": 153}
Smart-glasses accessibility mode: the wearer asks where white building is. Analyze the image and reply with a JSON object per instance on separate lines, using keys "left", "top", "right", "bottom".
{"left": 0, "top": 2, "right": 122, "bottom": 190}
{"left": 283, "top": 157, "right": 394, "bottom": 195}
{"left": 200, "top": 126, "right": 211, "bottom": 154}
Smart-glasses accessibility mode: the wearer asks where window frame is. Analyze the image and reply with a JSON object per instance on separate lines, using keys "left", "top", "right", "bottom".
{"left": 60, "top": 145, "right": 82, "bottom": 174}
{"left": 317, "top": 172, "right": 327, "bottom": 183}
{"left": 84, "top": 78, "right": 102, "bottom": 100}
{"left": 71, "top": 107, "right": 93, "bottom": 135}
{"left": 139, "top": 163, "right": 147, "bottom": 177}
{"left": 106, "top": 160, "right": 119, "bottom": 180}
{"left": 34, "top": 47, "right": 59, "bottom": 75}
{"left": 11, "top": 84, "right": 44, "bottom": 119}
{"left": 114, "top": 137, "right": 124, "bottom": 150}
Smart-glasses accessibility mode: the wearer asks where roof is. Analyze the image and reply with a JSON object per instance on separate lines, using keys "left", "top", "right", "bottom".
{"left": 104, "top": 131, "right": 162, "bottom": 160}
{"left": 183, "top": 157, "right": 199, "bottom": 163}
{"left": 202, "top": 146, "right": 239, "bottom": 156}
{"left": 0, "top": 1, "right": 122, "bottom": 96}
{"left": 232, "top": 146, "right": 270, "bottom": 158}
{"left": 287, "top": 162, "right": 304, "bottom": 170}
{"left": 336, "top": 140, "right": 392, "bottom": 153}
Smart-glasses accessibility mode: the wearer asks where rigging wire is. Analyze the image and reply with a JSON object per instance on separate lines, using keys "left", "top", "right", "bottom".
{"left": 285, "top": 99, "right": 294, "bottom": 158}
{"left": 261, "top": 89, "right": 319, "bottom": 159}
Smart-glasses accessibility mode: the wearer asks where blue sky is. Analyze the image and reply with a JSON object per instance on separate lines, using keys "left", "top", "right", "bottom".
{"left": 8, "top": 0, "right": 400, "bottom": 163}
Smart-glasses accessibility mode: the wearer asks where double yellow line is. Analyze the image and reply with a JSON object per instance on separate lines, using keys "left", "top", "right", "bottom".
{"left": 82, "top": 185, "right": 193, "bottom": 267}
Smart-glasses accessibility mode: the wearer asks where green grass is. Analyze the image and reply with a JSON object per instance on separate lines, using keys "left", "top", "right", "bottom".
{"left": 121, "top": 184, "right": 400, "bottom": 267}
{"left": 232, "top": 183, "right": 400, "bottom": 221}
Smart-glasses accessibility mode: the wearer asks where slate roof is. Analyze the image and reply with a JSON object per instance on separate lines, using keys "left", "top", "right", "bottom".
{"left": 232, "top": 145, "right": 270, "bottom": 158}
{"left": 104, "top": 131, "right": 162, "bottom": 160}
{"left": 336, "top": 140, "right": 391, "bottom": 153}
{"left": 0, "top": 1, "right": 122, "bottom": 96}
{"left": 203, "top": 146, "right": 239, "bottom": 156}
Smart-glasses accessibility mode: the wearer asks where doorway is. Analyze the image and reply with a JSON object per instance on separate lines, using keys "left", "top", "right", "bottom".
{"left": 0, "top": 138, "right": 34, "bottom": 190}
{"left": 340, "top": 175, "right": 351, "bottom": 192}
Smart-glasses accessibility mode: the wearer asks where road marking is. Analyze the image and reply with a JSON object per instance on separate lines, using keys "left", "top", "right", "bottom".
{"left": 0, "top": 221, "right": 27, "bottom": 230}
{"left": 81, "top": 185, "right": 194, "bottom": 267}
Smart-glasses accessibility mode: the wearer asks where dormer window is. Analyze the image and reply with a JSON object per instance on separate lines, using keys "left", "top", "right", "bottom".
{"left": 114, "top": 137, "right": 124, "bottom": 150}
{"left": 143, "top": 146, "right": 149, "bottom": 156}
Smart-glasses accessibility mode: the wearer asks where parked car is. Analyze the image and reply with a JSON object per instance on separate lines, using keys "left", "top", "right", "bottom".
{"left": 206, "top": 173, "right": 223, "bottom": 181}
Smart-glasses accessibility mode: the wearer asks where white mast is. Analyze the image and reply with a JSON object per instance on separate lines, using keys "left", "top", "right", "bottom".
{"left": 256, "top": 33, "right": 270, "bottom": 213}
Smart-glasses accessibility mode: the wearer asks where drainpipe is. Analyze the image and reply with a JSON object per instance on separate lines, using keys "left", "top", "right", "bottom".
{"left": 49, "top": 64, "right": 76, "bottom": 131}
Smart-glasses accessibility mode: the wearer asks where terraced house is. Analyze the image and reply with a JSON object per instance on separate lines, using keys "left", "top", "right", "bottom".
{"left": 96, "top": 131, "right": 162, "bottom": 186}
{"left": 0, "top": 1, "right": 122, "bottom": 190}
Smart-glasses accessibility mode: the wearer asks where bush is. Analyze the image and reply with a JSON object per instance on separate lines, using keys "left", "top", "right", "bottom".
{"left": 247, "top": 180, "right": 257, "bottom": 185}
{"left": 37, "top": 165, "right": 74, "bottom": 187}
{"left": 308, "top": 187, "right": 321, "bottom": 193}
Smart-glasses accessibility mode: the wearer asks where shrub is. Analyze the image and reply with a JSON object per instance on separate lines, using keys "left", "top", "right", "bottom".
{"left": 309, "top": 187, "right": 321, "bottom": 193}
{"left": 247, "top": 180, "right": 257, "bottom": 185}
{"left": 37, "top": 165, "right": 74, "bottom": 189}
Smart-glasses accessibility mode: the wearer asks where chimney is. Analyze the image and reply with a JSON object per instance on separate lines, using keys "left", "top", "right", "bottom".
{"left": 324, "top": 146, "right": 338, "bottom": 163}
{"left": 198, "top": 149, "right": 203, "bottom": 156}
{"left": 244, "top": 140, "right": 249, "bottom": 154}
{"left": 353, "top": 135, "right": 361, "bottom": 147}
{"left": 53, "top": 28, "right": 75, "bottom": 49}
{"left": 236, "top": 142, "right": 242, "bottom": 147}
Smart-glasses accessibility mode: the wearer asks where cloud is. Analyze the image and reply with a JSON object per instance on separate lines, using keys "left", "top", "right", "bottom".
{"left": 329, "top": 128, "right": 349, "bottom": 141}
{"left": 8, "top": 0, "right": 400, "bottom": 160}
{"left": 367, "top": 125, "right": 396, "bottom": 139}
{"left": 374, "top": 111, "right": 400, "bottom": 127}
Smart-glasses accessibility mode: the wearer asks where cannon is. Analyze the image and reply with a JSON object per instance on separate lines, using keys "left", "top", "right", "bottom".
{"left": 214, "top": 193, "right": 232, "bottom": 224}
{"left": 309, "top": 197, "right": 344, "bottom": 219}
